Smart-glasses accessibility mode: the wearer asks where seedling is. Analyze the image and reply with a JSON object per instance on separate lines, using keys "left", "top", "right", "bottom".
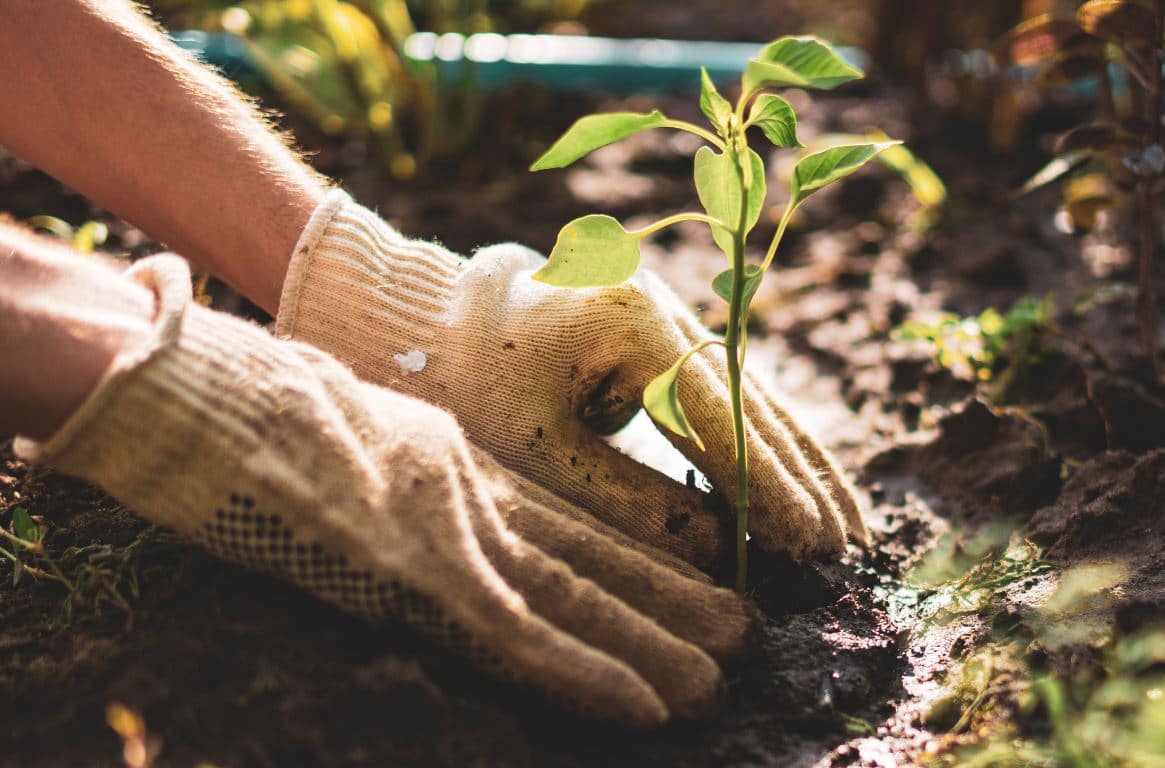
{"left": 896, "top": 295, "right": 1056, "bottom": 403}
{"left": 1, "top": 506, "right": 150, "bottom": 627}
{"left": 1, "top": 506, "right": 56, "bottom": 586}
{"left": 530, "top": 35, "right": 898, "bottom": 590}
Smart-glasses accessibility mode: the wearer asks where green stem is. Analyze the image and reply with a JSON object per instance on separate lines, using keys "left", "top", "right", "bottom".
{"left": 760, "top": 199, "right": 796, "bottom": 273}
{"left": 0, "top": 545, "right": 20, "bottom": 567}
{"left": 661, "top": 119, "right": 726, "bottom": 150}
{"left": 628, "top": 212, "right": 725, "bottom": 238}
{"left": 725, "top": 144, "right": 751, "bottom": 593}
{"left": 0, "top": 528, "right": 40, "bottom": 554}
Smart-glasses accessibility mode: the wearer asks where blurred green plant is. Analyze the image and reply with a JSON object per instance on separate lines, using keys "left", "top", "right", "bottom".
{"left": 895, "top": 295, "right": 1056, "bottom": 402}
{"left": 157, "top": 0, "right": 596, "bottom": 178}
{"left": 810, "top": 130, "right": 948, "bottom": 229}
{"left": 997, "top": 0, "right": 1165, "bottom": 378}
{"left": 923, "top": 555, "right": 1165, "bottom": 768}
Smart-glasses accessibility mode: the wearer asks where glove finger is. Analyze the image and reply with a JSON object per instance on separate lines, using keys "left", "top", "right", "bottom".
{"left": 521, "top": 424, "right": 731, "bottom": 570}
{"left": 478, "top": 457, "right": 756, "bottom": 662}
{"left": 467, "top": 496, "right": 727, "bottom": 719}
{"left": 492, "top": 455, "right": 713, "bottom": 584}
{"left": 741, "top": 370, "right": 870, "bottom": 546}
{"left": 607, "top": 339, "right": 841, "bottom": 559}
{"left": 405, "top": 557, "right": 670, "bottom": 726}
{"left": 663, "top": 312, "right": 850, "bottom": 558}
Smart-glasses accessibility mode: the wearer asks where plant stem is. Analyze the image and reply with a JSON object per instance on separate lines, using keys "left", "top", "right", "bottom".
{"left": 661, "top": 119, "right": 726, "bottom": 150}
{"left": 628, "top": 212, "right": 725, "bottom": 238}
{"left": 760, "top": 199, "right": 796, "bottom": 273}
{"left": 726, "top": 144, "right": 751, "bottom": 592}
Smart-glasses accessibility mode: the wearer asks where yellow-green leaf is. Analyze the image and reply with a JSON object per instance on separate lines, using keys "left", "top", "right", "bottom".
{"left": 694, "top": 146, "right": 766, "bottom": 256}
{"left": 742, "top": 35, "right": 863, "bottom": 93}
{"left": 791, "top": 142, "right": 899, "bottom": 207}
{"left": 532, "top": 215, "right": 641, "bottom": 287}
{"left": 699, "top": 67, "right": 733, "bottom": 136}
{"left": 746, "top": 93, "right": 801, "bottom": 148}
{"left": 712, "top": 264, "right": 764, "bottom": 307}
{"left": 643, "top": 356, "right": 704, "bottom": 450}
{"left": 531, "top": 111, "right": 668, "bottom": 170}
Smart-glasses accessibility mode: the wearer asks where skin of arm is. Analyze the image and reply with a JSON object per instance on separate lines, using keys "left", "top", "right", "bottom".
{"left": 0, "top": 0, "right": 327, "bottom": 314}
{"left": 0, "top": 221, "right": 154, "bottom": 440}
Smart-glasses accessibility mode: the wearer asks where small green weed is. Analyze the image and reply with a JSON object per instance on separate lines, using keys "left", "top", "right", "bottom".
{"left": 1, "top": 506, "right": 152, "bottom": 627}
{"left": 921, "top": 553, "right": 1165, "bottom": 768}
{"left": 895, "top": 295, "right": 1055, "bottom": 402}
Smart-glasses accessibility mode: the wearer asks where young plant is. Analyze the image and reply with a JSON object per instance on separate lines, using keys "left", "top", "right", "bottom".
{"left": 997, "top": 0, "right": 1165, "bottom": 378}
{"left": 895, "top": 295, "right": 1056, "bottom": 403}
{"left": 530, "top": 36, "right": 898, "bottom": 590}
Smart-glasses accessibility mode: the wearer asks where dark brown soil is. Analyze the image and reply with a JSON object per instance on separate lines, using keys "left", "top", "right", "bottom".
{"left": 4, "top": 2, "right": 1165, "bottom": 766}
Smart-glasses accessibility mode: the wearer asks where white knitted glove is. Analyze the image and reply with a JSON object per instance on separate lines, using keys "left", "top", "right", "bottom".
{"left": 276, "top": 191, "right": 869, "bottom": 569}
{"left": 16, "top": 255, "right": 754, "bottom": 726}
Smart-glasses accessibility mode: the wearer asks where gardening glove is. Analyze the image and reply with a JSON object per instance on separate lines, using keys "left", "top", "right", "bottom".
{"left": 276, "top": 190, "right": 869, "bottom": 570}
{"left": 15, "top": 255, "right": 756, "bottom": 726}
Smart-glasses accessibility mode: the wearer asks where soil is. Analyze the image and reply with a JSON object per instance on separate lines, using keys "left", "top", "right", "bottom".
{"left": 3, "top": 2, "right": 1165, "bottom": 766}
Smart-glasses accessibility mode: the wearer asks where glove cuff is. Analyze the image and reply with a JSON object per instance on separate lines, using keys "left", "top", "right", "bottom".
{"left": 275, "top": 189, "right": 462, "bottom": 379}
{"left": 16, "top": 255, "right": 324, "bottom": 539}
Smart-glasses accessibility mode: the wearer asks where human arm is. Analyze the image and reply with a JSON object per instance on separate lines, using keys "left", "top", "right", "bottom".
{"left": 0, "top": 0, "right": 326, "bottom": 313}
{"left": 0, "top": 219, "right": 153, "bottom": 439}
{"left": 1, "top": 233, "right": 752, "bottom": 724}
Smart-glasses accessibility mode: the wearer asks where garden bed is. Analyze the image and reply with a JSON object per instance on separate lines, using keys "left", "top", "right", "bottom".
{"left": 3, "top": 3, "right": 1165, "bottom": 766}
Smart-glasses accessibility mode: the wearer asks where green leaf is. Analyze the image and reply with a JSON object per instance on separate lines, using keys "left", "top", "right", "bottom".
{"left": 712, "top": 264, "right": 765, "bottom": 307}
{"left": 746, "top": 94, "right": 801, "bottom": 148}
{"left": 791, "top": 142, "right": 899, "bottom": 207}
{"left": 530, "top": 111, "right": 668, "bottom": 171}
{"left": 699, "top": 68, "right": 733, "bottom": 136}
{"left": 12, "top": 507, "right": 36, "bottom": 541}
{"left": 742, "top": 35, "right": 863, "bottom": 93}
{"left": 694, "top": 146, "right": 766, "bottom": 256}
{"left": 643, "top": 355, "right": 704, "bottom": 450}
{"left": 532, "top": 215, "right": 641, "bottom": 287}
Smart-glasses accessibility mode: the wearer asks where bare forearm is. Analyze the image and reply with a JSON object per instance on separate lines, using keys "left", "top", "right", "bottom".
{"left": 0, "top": 0, "right": 327, "bottom": 312}
{"left": 0, "top": 222, "right": 153, "bottom": 440}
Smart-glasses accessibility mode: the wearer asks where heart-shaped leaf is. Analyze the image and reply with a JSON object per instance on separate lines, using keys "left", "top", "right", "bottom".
{"left": 742, "top": 35, "right": 863, "bottom": 93}
{"left": 644, "top": 355, "right": 704, "bottom": 450}
{"left": 747, "top": 94, "right": 801, "bottom": 148}
{"left": 530, "top": 111, "right": 668, "bottom": 170}
{"left": 791, "top": 142, "right": 899, "bottom": 207}
{"left": 699, "top": 67, "right": 733, "bottom": 136}
{"left": 712, "top": 264, "right": 765, "bottom": 307}
{"left": 532, "top": 214, "right": 641, "bottom": 287}
{"left": 694, "top": 146, "right": 766, "bottom": 256}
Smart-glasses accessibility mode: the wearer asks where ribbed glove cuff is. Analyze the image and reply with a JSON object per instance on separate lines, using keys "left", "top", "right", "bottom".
{"left": 275, "top": 189, "right": 462, "bottom": 379}
{"left": 16, "top": 255, "right": 305, "bottom": 538}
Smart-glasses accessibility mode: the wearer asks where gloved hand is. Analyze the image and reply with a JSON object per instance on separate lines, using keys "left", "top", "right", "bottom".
{"left": 276, "top": 191, "right": 868, "bottom": 569}
{"left": 16, "top": 255, "right": 754, "bottom": 726}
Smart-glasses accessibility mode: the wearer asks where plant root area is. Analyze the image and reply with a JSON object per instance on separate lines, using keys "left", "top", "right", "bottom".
{"left": 4, "top": 9, "right": 1165, "bottom": 768}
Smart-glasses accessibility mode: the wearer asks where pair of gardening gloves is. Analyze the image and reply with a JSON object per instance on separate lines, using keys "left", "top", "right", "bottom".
{"left": 16, "top": 190, "right": 868, "bottom": 726}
